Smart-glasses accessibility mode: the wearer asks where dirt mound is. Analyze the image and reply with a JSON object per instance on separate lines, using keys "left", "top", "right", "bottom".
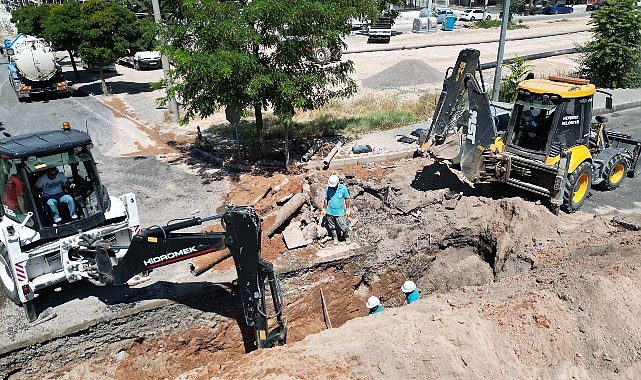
{"left": 180, "top": 216, "right": 641, "bottom": 379}
{"left": 362, "top": 59, "right": 444, "bottom": 89}
{"left": 10, "top": 159, "right": 641, "bottom": 380}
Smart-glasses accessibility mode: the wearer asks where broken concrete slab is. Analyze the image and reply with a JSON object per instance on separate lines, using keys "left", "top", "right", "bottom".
{"left": 283, "top": 221, "right": 309, "bottom": 249}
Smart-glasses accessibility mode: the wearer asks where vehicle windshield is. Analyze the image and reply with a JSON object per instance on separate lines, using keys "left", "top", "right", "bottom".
{"left": 508, "top": 97, "right": 559, "bottom": 153}
{"left": 1, "top": 145, "right": 105, "bottom": 228}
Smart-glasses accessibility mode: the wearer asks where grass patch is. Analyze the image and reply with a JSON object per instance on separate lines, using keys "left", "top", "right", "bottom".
{"left": 474, "top": 19, "right": 529, "bottom": 30}
{"left": 209, "top": 93, "right": 439, "bottom": 140}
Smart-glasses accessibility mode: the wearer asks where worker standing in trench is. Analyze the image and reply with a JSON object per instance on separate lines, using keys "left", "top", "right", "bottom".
{"left": 401, "top": 280, "right": 420, "bottom": 304}
{"left": 322, "top": 174, "right": 351, "bottom": 245}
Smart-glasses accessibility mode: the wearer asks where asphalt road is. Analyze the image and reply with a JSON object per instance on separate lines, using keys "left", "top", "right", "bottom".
{"left": 581, "top": 107, "right": 641, "bottom": 214}
{"left": 392, "top": 6, "right": 593, "bottom": 34}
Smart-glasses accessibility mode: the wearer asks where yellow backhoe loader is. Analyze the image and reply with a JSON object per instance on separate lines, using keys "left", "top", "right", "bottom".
{"left": 419, "top": 48, "right": 641, "bottom": 213}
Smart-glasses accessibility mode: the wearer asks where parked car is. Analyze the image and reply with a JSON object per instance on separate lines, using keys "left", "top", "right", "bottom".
{"left": 542, "top": 4, "right": 574, "bottom": 14}
{"left": 82, "top": 61, "right": 116, "bottom": 72}
{"left": 419, "top": 7, "right": 458, "bottom": 23}
{"left": 459, "top": 9, "right": 492, "bottom": 21}
{"left": 586, "top": 0, "right": 605, "bottom": 11}
{"left": 132, "top": 51, "right": 162, "bottom": 70}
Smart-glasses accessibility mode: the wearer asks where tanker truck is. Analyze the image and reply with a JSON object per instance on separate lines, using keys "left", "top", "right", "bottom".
{"left": 3, "top": 34, "right": 69, "bottom": 101}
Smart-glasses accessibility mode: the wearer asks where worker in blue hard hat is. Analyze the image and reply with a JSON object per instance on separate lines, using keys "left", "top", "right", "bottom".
{"left": 401, "top": 280, "right": 420, "bottom": 304}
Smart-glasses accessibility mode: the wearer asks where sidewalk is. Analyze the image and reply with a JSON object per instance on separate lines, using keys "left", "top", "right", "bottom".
{"left": 301, "top": 87, "right": 641, "bottom": 170}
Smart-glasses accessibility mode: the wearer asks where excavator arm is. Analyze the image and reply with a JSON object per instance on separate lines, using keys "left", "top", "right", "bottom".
{"left": 418, "top": 48, "right": 498, "bottom": 182}
{"left": 87, "top": 206, "right": 287, "bottom": 349}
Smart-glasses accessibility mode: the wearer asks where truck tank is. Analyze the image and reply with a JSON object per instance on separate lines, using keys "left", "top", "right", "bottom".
{"left": 3, "top": 34, "right": 68, "bottom": 100}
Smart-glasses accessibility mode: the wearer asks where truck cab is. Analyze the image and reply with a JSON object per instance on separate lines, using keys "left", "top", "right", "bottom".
{"left": 0, "top": 124, "right": 139, "bottom": 320}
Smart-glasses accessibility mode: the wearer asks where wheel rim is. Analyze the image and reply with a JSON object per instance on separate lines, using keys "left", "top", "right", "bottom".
{"left": 610, "top": 162, "right": 625, "bottom": 184}
{"left": 572, "top": 172, "right": 589, "bottom": 204}
{"left": 0, "top": 256, "right": 15, "bottom": 293}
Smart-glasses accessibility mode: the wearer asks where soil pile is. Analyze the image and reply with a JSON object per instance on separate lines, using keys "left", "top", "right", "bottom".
{"left": 32, "top": 157, "right": 641, "bottom": 379}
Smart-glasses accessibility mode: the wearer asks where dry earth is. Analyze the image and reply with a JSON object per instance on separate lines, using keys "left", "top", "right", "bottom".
{"left": 4, "top": 14, "right": 641, "bottom": 380}
{"left": 29, "top": 158, "right": 641, "bottom": 380}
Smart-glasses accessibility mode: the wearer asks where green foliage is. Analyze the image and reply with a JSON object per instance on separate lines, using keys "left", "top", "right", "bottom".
{"left": 475, "top": 19, "right": 528, "bottom": 29}
{"left": 43, "top": 2, "right": 84, "bottom": 55}
{"left": 76, "top": 0, "right": 141, "bottom": 93}
{"left": 159, "top": 0, "right": 375, "bottom": 155}
{"left": 475, "top": 19, "right": 502, "bottom": 28}
{"left": 578, "top": 0, "right": 641, "bottom": 88}
{"left": 11, "top": 4, "right": 53, "bottom": 36}
{"left": 497, "top": 57, "right": 533, "bottom": 103}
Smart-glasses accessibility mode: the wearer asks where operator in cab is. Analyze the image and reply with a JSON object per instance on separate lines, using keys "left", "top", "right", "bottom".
{"left": 35, "top": 167, "right": 77, "bottom": 225}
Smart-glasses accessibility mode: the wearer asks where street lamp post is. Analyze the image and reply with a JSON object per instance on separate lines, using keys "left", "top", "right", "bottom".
{"left": 492, "top": 0, "right": 510, "bottom": 102}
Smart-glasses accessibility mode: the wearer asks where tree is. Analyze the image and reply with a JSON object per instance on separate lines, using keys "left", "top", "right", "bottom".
{"left": 497, "top": 57, "right": 533, "bottom": 103}
{"left": 578, "top": 0, "right": 641, "bottom": 88}
{"left": 43, "top": 2, "right": 85, "bottom": 80}
{"left": 76, "top": 0, "right": 141, "bottom": 94}
{"left": 159, "top": 0, "right": 374, "bottom": 158}
{"left": 10, "top": 4, "right": 53, "bottom": 37}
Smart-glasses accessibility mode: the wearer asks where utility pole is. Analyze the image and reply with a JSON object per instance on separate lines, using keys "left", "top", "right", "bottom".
{"left": 492, "top": 0, "right": 510, "bottom": 102}
{"left": 151, "top": 0, "right": 179, "bottom": 123}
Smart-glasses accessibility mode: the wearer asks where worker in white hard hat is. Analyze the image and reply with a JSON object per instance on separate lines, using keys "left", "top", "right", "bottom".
{"left": 366, "top": 296, "right": 383, "bottom": 315}
{"left": 322, "top": 174, "right": 351, "bottom": 245}
{"left": 401, "top": 280, "right": 420, "bottom": 305}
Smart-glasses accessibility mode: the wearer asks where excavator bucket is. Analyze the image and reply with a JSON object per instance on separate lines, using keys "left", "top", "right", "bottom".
{"left": 420, "top": 48, "right": 499, "bottom": 182}
{"left": 458, "top": 88, "right": 499, "bottom": 182}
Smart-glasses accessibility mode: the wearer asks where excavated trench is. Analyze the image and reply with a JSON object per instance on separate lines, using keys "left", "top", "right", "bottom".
{"left": 0, "top": 205, "right": 531, "bottom": 379}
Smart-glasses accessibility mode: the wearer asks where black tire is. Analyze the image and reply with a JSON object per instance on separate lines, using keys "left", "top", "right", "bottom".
{"left": 562, "top": 161, "right": 592, "bottom": 213}
{"left": 0, "top": 244, "right": 20, "bottom": 305}
{"left": 313, "top": 48, "right": 330, "bottom": 65}
{"left": 486, "top": 15, "right": 491, "bottom": 20}
{"left": 470, "top": 16, "right": 476, "bottom": 21}
{"left": 599, "top": 154, "right": 629, "bottom": 190}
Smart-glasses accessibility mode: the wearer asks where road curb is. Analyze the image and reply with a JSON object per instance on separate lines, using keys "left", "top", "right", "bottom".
{"left": 344, "top": 28, "right": 590, "bottom": 55}
{"left": 299, "top": 148, "right": 417, "bottom": 170}
{"left": 594, "top": 100, "right": 641, "bottom": 115}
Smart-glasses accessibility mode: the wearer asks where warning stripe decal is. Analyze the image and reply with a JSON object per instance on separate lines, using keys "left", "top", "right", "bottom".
{"left": 15, "top": 263, "right": 26, "bottom": 282}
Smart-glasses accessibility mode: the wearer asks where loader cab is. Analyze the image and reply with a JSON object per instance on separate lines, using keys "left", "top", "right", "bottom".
{"left": 0, "top": 127, "right": 109, "bottom": 242}
{"left": 505, "top": 76, "right": 595, "bottom": 161}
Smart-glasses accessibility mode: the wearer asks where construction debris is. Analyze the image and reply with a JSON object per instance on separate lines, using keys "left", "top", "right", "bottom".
{"left": 265, "top": 192, "right": 309, "bottom": 237}
{"left": 323, "top": 141, "right": 344, "bottom": 168}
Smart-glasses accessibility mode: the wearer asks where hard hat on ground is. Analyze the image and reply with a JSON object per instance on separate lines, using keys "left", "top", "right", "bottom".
{"left": 328, "top": 174, "right": 339, "bottom": 187}
{"left": 366, "top": 296, "right": 380, "bottom": 309}
{"left": 401, "top": 280, "right": 416, "bottom": 293}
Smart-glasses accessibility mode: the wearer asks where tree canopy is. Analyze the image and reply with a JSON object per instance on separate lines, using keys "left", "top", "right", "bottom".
{"left": 158, "top": 0, "right": 378, "bottom": 156}
{"left": 578, "top": 0, "right": 641, "bottom": 88}
{"left": 11, "top": 0, "right": 149, "bottom": 92}
{"left": 10, "top": 4, "right": 53, "bottom": 36}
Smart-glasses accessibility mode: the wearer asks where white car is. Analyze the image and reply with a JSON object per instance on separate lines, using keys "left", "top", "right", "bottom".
{"left": 459, "top": 9, "right": 492, "bottom": 21}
